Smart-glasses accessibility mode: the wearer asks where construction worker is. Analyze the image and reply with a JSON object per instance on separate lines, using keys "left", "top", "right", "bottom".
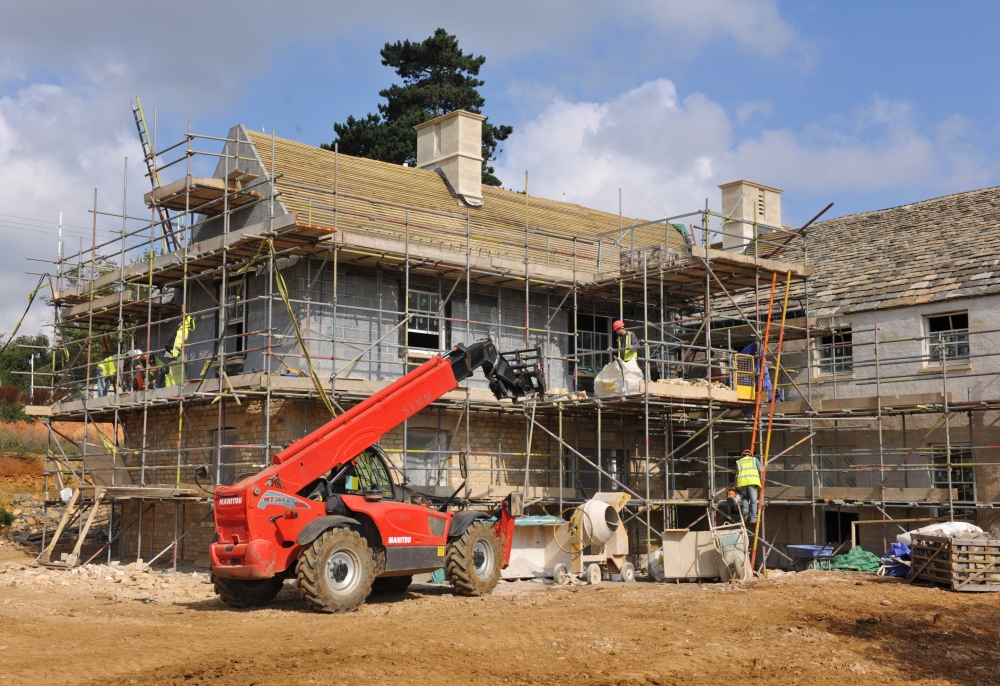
{"left": 95, "top": 354, "right": 119, "bottom": 397}
{"left": 612, "top": 320, "right": 637, "bottom": 363}
{"left": 148, "top": 352, "right": 167, "bottom": 389}
{"left": 734, "top": 448, "right": 763, "bottom": 525}
{"left": 164, "top": 315, "right": 195, "bottom": 387}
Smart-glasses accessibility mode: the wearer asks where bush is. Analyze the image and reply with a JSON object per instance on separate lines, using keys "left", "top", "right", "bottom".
{"left": 0, "top": 508, "right": 14, "bottom": 528}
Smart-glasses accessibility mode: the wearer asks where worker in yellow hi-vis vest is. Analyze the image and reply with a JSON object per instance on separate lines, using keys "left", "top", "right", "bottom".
{"left": 612, "top": 320, "right": 637, "bottom": 363}
{"left": 734, "top": 448, "right": 763, "bottom": 525}
{"left": 164, "top": 315, "right": 195, "bottom": 387}
{"left": 96, "top": 354, "right": 119, "bottom": 397}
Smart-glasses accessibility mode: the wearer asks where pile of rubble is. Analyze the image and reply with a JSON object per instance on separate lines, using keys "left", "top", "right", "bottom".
{"left": 0, "top": 560, "right": 221, "bottom": 604}
{"left": 3, "top": 493, "right": 65, "bottom": 539}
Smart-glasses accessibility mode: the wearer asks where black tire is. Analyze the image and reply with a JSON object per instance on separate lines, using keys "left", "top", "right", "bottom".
{"left": 297, "top": 527, "right": 375, "bottom": 613}
{"left": 445, "top": 520, "right": 501, "bottom": 596}
{"left": 212, "top": 575, "right": 284, "bottom": 608}
{"left": 371, "top": 575, "right": 413, "bottom": 594}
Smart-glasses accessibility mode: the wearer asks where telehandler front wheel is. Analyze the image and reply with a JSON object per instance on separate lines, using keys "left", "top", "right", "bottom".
{"left": 297, "top": 527, "right": 375, "bottom": 613}
{"left": 445, "top": 520, "right": 501, "bottom": 596}
{"left": 213, "top": 575, "right": 284, "bottom": 608}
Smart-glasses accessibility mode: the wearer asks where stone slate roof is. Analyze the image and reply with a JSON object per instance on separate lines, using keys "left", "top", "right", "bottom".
{"left": 806, "top": 186, "right": 1000, "bottom": 316}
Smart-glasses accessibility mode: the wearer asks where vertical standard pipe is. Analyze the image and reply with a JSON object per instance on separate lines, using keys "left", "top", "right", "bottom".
{"left": 524, "top": 172, "right": 530, "bottom": 348}
{"left": 558, "top": 408, "right": 564, "bottom": 513}
{"left": 874, "top": 323, "right": 887, "bottom": 550}
{"left": 704, "top": 201, "right": 715, "bottom": 510}
{"left": 942, "top": 334, "right": 954, "bottom": 519}
{"left": 264, "top": 130, "right": 276, "bottom": 464}
{"left": 597, "top": 404, "right": 602, "bottom": 492}
{"left": 643, "top": 252, "right": 651, "bottom": 558}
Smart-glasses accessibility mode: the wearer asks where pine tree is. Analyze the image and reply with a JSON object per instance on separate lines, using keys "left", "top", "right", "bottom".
{"left": 324, "top": 29, "right": 512, "bottom": 186}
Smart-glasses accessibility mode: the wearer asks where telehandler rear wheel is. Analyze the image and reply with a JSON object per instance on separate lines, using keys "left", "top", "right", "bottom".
{"left": 445, "top": 520, "right": 501, "bottom": 596}
{"left": 212, "top": 576, "right": 284, "bottom": 608}
{"left": 297, "top": 527, "right": 375, "bottom": 613}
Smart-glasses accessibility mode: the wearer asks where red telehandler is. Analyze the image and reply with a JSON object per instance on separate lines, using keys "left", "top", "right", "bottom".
{"left": 208, "top": 339, "right": 544, "bottom": 613}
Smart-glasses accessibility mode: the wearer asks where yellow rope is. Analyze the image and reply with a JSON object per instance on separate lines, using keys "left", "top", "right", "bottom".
{"left": 269, "top": 239, "right": 336, "bottom": 417}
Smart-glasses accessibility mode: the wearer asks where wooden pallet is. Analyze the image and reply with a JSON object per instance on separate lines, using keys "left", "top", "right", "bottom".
{"left": 910, "top": 534, "right": 1000, "bottom": 592}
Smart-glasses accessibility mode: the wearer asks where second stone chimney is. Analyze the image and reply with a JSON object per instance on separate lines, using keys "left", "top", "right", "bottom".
{"left": 718, "top": 180, "right": 783, "bottom": 252}
{"left": 415, "top": 110, "right": 485, "bottom": 207}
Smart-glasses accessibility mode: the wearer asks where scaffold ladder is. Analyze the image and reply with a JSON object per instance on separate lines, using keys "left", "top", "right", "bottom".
{"left": 130, "top": 97, "right": 180, "bottom": 251}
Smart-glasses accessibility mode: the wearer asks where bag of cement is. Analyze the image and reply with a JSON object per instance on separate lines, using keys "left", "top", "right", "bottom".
{"left": 594, "top": 359, "right": 643, "bottom": 397}
{"left": 897, "top": 521, "right": 982, "bottom": 546}
{"left": 647, "top": 549, "right": 665, "bottom": 582}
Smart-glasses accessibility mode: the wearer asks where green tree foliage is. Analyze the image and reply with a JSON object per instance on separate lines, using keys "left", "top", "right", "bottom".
{"left": 0, "top": 333, "right": 51, "bottom": 421}
{"left": 324, "top": 28, "right": 512, "bottom": 187}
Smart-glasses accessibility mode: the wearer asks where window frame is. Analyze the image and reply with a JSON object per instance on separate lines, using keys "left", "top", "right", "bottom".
{"left": 929, "top": 444, "right": 975, "bottom": 505}
{"left": 924, "top": 311, "right": 970, "bottom": 366}
{"left": 818, "top": 327, "right": 854, "bottom": 377}
{"left": 220, "top": 279, "right": 248, "bottom": 354}
{"left": 407, "top": 289, "right": 443, "bottom": 351}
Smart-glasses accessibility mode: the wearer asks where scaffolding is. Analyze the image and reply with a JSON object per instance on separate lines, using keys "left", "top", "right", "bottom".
{"left": 23, "top": 121, "right": 1000, "bottom": 573}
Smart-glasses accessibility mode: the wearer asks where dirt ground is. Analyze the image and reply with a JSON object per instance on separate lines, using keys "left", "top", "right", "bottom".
{"left": 1, "top": 543, "right": 998, "bottom": 686}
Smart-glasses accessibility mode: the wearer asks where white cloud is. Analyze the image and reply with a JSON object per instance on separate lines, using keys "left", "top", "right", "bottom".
{"left": 0, "top": 79, "right": 145, "bottom": 336}
{"left": 496, "top": 82, "right": 992, "bottom": 222}
{"left": 737, "top": 100, "right": 772, "bottom": 124}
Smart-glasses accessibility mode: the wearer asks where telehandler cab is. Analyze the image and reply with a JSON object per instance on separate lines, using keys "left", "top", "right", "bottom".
{"left": 209, "top": 339, "right": 543, "bottom": 613}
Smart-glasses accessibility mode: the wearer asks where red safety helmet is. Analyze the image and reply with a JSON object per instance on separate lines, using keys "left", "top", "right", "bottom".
{"left": 612, "top": 320, "right": 625, "bottom": 332}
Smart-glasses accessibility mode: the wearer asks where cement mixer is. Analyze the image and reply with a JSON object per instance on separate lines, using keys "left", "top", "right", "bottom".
{"left": 553, "top": 492, "right": 634, "bottom": 584}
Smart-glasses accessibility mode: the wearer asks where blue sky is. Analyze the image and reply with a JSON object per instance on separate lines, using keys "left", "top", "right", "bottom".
{"left": 1, "top": 1, "right": 998, "bottom": 332}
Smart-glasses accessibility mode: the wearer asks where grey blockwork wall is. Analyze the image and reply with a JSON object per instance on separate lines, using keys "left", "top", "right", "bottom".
{"left": 192, "top": 125, "right": 283, "bottom": 243}
{"left": 276, "top": 257, "right": 572, "bottom": 388}
{"left": 161, "top": 254, "right": 573, "bottom": 387}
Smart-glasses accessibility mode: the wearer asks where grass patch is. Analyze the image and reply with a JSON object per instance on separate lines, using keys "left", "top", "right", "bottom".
{"left": 0, "top": 508, "right": 14, "bottom": 528}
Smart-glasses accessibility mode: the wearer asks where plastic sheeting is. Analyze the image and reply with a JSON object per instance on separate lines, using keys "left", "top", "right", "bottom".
{"left": 896, "top": 521, "right": 982, "bottom": 546}
{"left": 830, "top": 546, "right": 881, "bottom": 573}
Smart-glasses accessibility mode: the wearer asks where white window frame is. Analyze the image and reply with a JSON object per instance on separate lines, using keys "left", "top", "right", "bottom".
{"left": 924, "top": 311, "right": 969, "bottom": 366}
{"left": 818, "top": 327, "right": 854, "bottom": 377}
{"left": 407, "top": 289, "right": 443, "bottom": 351}
{"left": 220, "top": 280, "right": 247, "bottom": 354}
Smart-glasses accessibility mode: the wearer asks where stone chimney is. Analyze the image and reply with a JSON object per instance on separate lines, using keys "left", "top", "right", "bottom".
{"left": 414, "top": 110, "right": 485, "bottom": 207}
{"left": 718, "top": 180, "right": 783, "bottom": 252}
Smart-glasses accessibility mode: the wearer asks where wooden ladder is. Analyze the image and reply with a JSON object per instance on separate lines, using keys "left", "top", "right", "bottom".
{"left": 38, "top": 488, "right": 105, "bottom": 568}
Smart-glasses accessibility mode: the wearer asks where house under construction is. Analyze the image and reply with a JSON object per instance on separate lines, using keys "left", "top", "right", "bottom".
{"left": 28, "top": 105, "right": 1000, "bottom": 571}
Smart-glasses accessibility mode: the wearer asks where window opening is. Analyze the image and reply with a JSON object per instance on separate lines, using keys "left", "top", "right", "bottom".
{"left": 926, "top": 312, "right": 969, "bottom": 363}
{"left": 819, "top": 327, "right": 853, "bottom": 375}
{"left": 408, "top": 290, "right": 442, "bottom": 350}
{"left": 221, "top": 280, "right": 247, "bottom": 354}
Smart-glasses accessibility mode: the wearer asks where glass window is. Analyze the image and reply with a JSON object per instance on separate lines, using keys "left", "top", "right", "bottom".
{"left": 819, "top": 328, "right": 853, "bottom": 375}
{"left": 931, "top": 447, "right": 975, "bottom": 503}
{"left": 354, "top": 448, "right": 394, "bottom": 496}
{"left": 408, "top": 290, "right": 442, "bottom": 350}
{"left": 926, "top": 312, "right": 969, "bottom": 363}
{"left": 221, "top": 281, "right": 246, "bottom": 354}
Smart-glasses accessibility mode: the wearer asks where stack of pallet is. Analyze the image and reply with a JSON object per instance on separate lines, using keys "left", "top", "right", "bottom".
{"left": 910, "top": 533, "right": 1000, "bottom": 592}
